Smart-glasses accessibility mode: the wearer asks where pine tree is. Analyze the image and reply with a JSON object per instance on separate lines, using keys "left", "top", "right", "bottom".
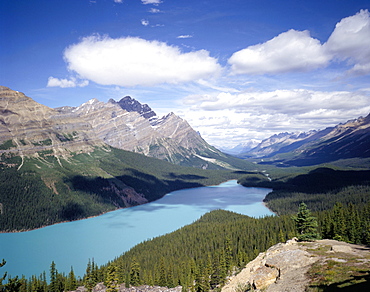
{"left": 84, "top": 259, "right": 95, "bottom": 292}
{"left": 157, "top": 257, "right": 167, "bottom": 287}
{"left": 3, "top": 276, "right": 22, "bottom": 292}
{"left": 129, "top": 258, "right": 141, "bottom": 287}
{"left": 49, "top": 261, "right": 58, "bottom": 292}
{"left": 105, "top": 264, "right": 118, "bottom": 292}
{"left": 292, "top": 202, "right": 319, "bottom": 241}
{"left": 66, "top": 267, "right": 77, "bottom": 291}
{"left": 332, "top": 202, "right": 347, "bottom": 241}
{"left": 224, "top": 236, "right": 233, "bottom": 272}
{"left": 0, "top": 260, "right": 20, "bottom": 292}
{"left": 0, "top": 259, "right": 6, "bottom": 291}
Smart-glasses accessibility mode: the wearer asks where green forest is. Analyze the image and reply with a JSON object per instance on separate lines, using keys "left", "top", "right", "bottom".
{"left": 0, "top": 146, "right": 247, "bottom": 231}
{"left": 2, "top": 196, "right": 369, "bottom": 291}
{"left": 1, "top": 147, "right": 370, "bottom": 291}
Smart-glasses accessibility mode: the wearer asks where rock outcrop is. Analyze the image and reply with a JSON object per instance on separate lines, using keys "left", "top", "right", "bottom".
{"left": 73, "top": 284, "right": 182, "bottom": 292}
{"left": 0, "top": 86, "right": 104, "bottom": 158}
{"left": 222, "top": 238, "right": 370, "bottom": 292}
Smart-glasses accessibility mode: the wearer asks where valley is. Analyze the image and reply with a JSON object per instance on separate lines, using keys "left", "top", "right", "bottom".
{"left": 1, "top": 86, "right": 370, "bottom": 291}
{"left": 0, "top": 86, "right": 257, "bottom": 232}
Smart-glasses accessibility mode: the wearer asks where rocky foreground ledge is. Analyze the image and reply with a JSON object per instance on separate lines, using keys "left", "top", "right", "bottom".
{"left": 222, "top": 238, "right": 370, "bottom": 292}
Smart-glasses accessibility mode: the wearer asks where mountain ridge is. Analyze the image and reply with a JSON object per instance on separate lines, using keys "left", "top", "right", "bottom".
{"left": 235, "top": 114, "right": 370, "bottom": 166}
{"left": 0, "top": 86, "right": 242, "bottom": 170}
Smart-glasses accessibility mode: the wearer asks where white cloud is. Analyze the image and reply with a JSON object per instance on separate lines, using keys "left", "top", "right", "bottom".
{"left": 63, "top": 35, "right": 221, "bottom": 87}
{"left": 177, "top": 35, "right": 193, "bottom": 39}
{"left": 47, "top": 77, "right": 89, "bottom": 88}
{"left": 142, "top": 0, "right": 162, "bottom": 5}
{"left": 325, "top": 9, "right": 370, "bottom": 76}
{"left": 113, "top": 0, "right": 123, "bottom": 3}
{"left": 228, "top": 10, "right": 370, "bottom": 77}
{"left": 141, "top": 19, "right": 149, "bottom": 26}
{"left": 149, "top": 8, "right": 161, "bottom": 13}
{"left": 228, "top": 29, "right": 330, "bottom": 75}
{"left": 181, "top": 89, "right": 370, "bottom": 148}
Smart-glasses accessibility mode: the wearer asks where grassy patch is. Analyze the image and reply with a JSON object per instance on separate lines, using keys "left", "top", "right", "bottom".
{"left": 307, "top": 251, "right": 370, "bottom": 291}
{"left": 0, "top": 139, "right": 15, "bottom": 150}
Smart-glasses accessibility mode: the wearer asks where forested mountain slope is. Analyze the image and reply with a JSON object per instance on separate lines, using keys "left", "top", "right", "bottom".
{"left": 0, "top": 145, "right": 245, "bottom": 232}
{"left": 0, "top": 86, "right": 257, "bottom": 231}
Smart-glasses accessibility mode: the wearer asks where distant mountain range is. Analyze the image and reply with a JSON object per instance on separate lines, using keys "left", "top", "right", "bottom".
{"left": 233, "top": 114, "right": 370, "bottom": 166}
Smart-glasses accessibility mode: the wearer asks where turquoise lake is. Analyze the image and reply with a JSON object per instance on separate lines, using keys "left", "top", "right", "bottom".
{"left": 0, "top": 180, "right": 273, "bottom": 279}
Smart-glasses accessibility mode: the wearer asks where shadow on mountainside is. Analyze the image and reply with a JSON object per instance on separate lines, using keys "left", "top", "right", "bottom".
{"left": 261, "top": 167, "right": 370, "bottom": 194}
{"left": 68, "top": 168, "right": 206, "bottom": 204}
{"left": 165, "top": 172, "right": 207, "bottom": 180}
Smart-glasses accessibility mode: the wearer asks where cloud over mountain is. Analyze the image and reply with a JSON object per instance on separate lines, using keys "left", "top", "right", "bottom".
{"left": 47, "top": 77, "right": 89, "bottom": 88}
{"left": 181, "top": 89, "right": 370, "bottom": 147}
{"left": 63, "top": 35, "right": 221, "bottom": 87}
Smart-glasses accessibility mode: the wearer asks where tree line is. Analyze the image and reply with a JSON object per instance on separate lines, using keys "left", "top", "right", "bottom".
{"left": 2, "top": 165, "right": 370, "bottom": 291}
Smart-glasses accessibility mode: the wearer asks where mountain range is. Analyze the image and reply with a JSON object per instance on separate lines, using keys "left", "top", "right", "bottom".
{"left": 232, "top": 114, "right": 370, "bottom": 167}
{"left": 0, "top": 86, "right": 237, "bottom": 170}
{"left": 1, "top": 85, "right": 369, "bottom": 231}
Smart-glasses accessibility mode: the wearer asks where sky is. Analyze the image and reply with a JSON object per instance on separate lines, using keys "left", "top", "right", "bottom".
{"left": 1, "top": 0, "right": 370, "bottom": 148}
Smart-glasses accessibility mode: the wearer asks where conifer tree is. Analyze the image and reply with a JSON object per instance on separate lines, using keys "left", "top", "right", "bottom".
{"left": 224, "top": 237, "right": 233, "bottom": 272}
{"left": 292, "top": 202, "right": 319, "bottom": 241}
{"left": 84, "top": 259, "right": 95, "bottom": 292}
{"left": 105, "top": 264, "right": 118, "bottom": 292}
{"left": 0, "top": 259, "right": 6, "bottom": 291}
{"left": 66, "top": 267, "right": 77, "bottom": 291}
{"left": 49, "top": 261, "right": 58, "bottom": 292}
{"left": 332, "top": 202, "right": 347, "bottom": 241}
{"left": 158, "top": 257, "right": 167, "bottom": 287}
{"left": 129, "top": 258, "right": 141, "bottom": 287}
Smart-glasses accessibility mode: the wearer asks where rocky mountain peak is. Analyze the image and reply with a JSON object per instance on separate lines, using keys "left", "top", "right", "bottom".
{"left": 0, "top": 87, "right": 103, "bottom": 157}
{"left": 110, "top": 96, "right": 157, "bottom": 119}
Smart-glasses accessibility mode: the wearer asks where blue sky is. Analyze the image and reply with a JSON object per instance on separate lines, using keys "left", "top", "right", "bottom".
{"left": 1, "top": 0, "right": 370, "bottom": 148}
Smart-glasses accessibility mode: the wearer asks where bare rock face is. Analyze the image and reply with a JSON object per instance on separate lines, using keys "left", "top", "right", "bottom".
{"left": 252, "top": 266, "right": 279, "bottom": 290}
{"left": 222, "top": 238, "right": 370, "bottom": 292}
{"left": 71, "top": 98, "right": 155, "bottom": 152}
{"left": 71, "top": 97, "right": 216, "bottom": 165}
{"left": 110, "top": 96, "right": 157, "bottom": 120}
{"left": 0, "top": 86, "right": 103, "bottom": 158}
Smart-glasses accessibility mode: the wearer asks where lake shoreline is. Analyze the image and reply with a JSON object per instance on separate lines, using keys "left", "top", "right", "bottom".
{"left": 1, "top": 180, "right": 273, "bottom": 279}
{"left": 1, "top": 179, "right": 243, "bottom": 234}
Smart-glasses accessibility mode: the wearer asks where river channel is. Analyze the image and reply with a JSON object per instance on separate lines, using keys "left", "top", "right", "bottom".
{"left": 0, "top": 180, "right": 273, "bottom": 279}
